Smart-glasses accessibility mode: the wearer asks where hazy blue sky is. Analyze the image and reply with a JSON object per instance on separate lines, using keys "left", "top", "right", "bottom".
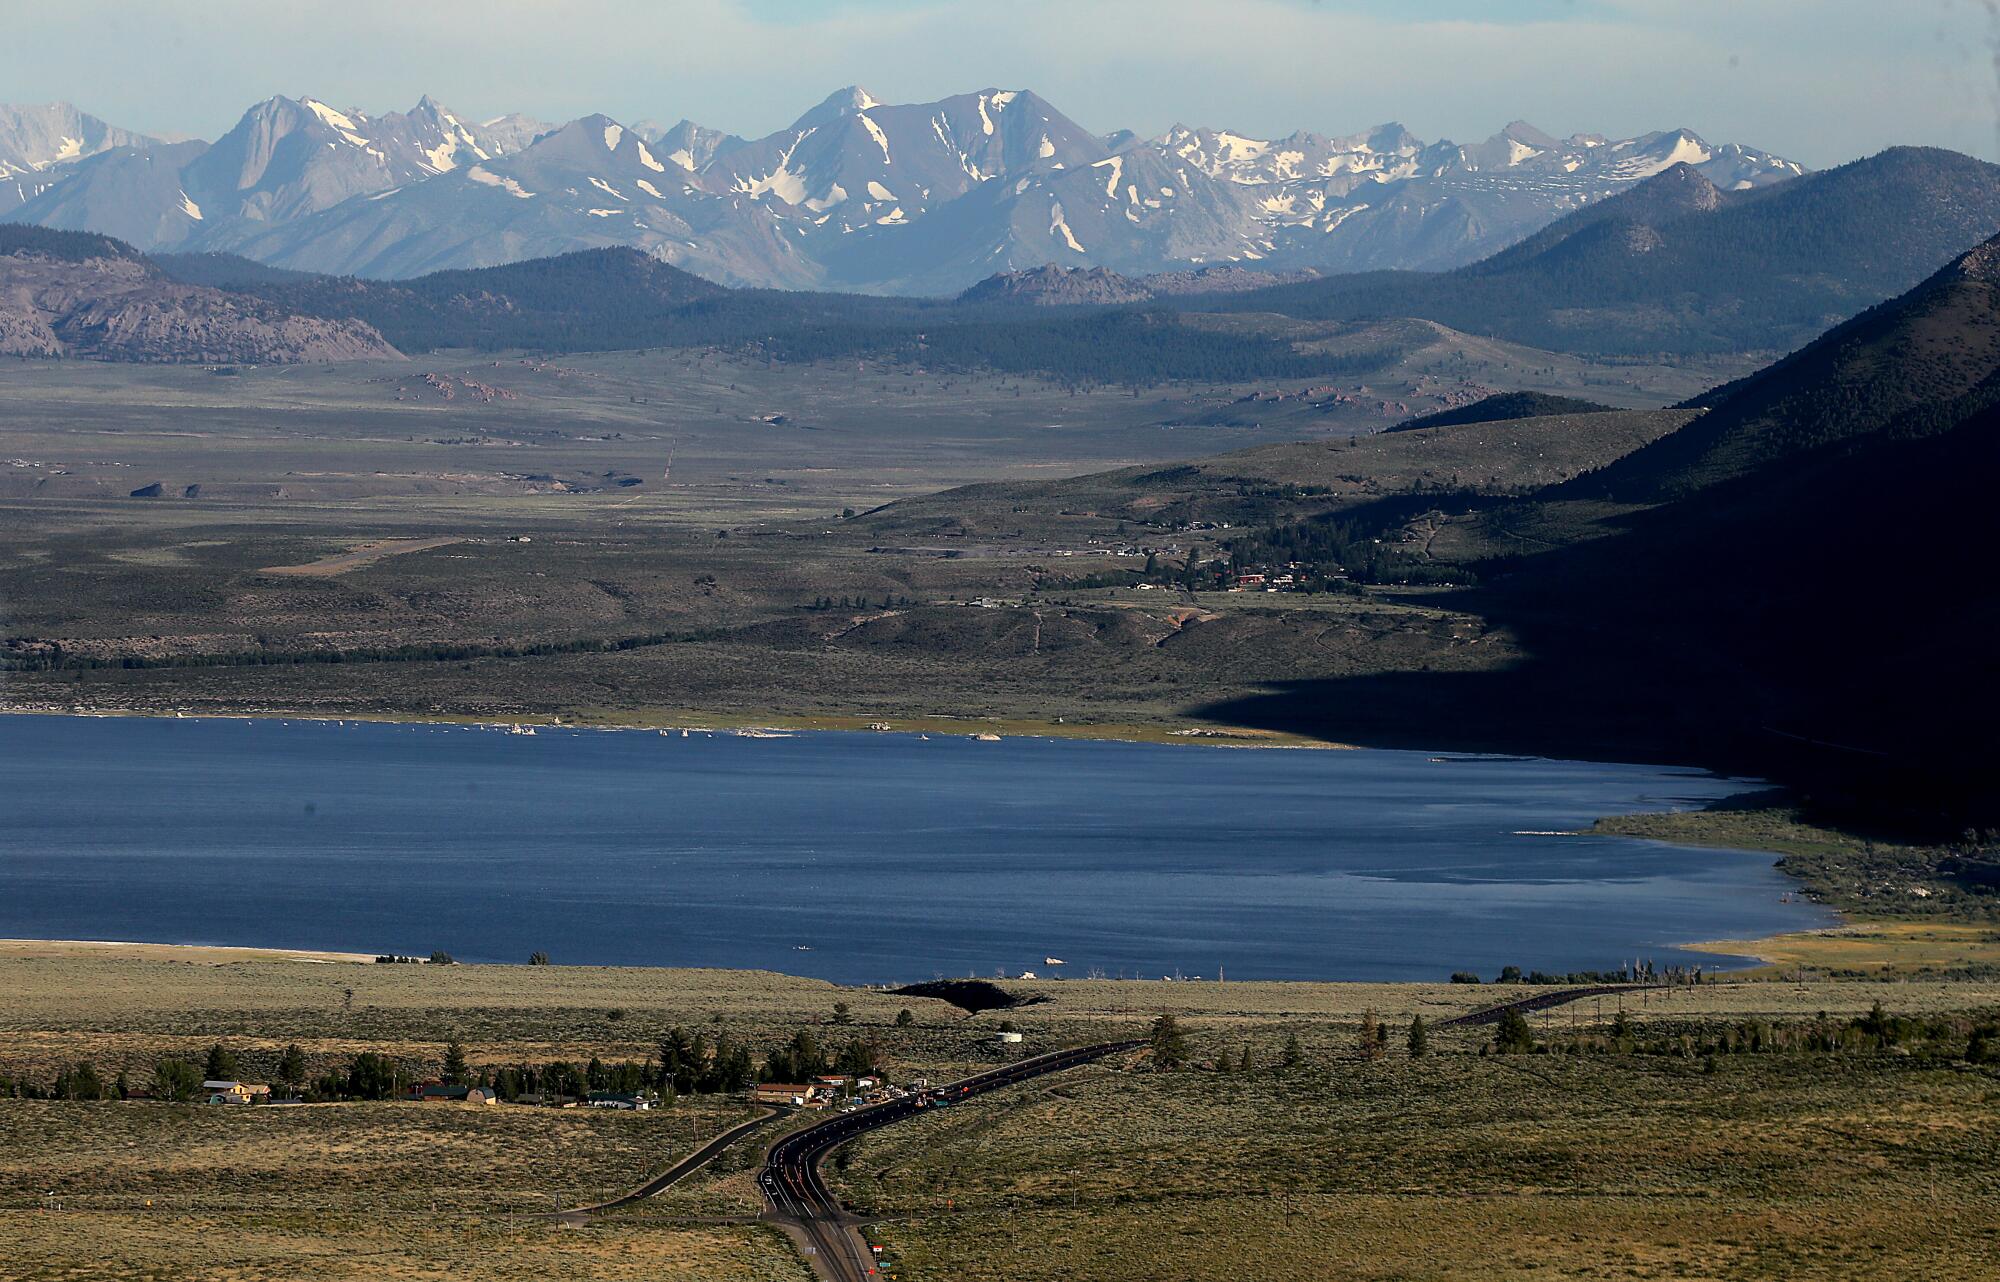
{"left": 3, "top": 0, "right": 1991, "bottom": 166}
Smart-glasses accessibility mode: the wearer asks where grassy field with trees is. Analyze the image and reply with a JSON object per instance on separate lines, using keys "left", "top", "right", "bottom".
{"left": 1, "top": 949, "right": 1996, "bottom": 1279}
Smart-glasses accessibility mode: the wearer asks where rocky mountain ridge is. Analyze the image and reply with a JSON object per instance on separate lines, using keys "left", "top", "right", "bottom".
{"left": 1, "top": 89, "right": 1806, "bottom": 293}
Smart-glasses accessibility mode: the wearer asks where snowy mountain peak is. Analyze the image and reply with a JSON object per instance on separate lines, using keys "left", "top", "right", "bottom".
{"left": 3, "top": 88, "right": 1812, "bottom": 295}
{"left": 1499, "top": 120, "right": 1559, "bottom": 148}
{"left": 794, "top": 85, "right": 884, "bottom": 130}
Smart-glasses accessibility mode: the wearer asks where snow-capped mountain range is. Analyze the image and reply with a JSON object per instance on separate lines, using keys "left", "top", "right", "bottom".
{"left": 0, "top": 104, "right": 160, "bottom": 213}
{"left": 0, "top": 89, "right": 1805, "bottom": 293}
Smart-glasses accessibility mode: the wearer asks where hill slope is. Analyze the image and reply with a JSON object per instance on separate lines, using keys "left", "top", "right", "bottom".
{"left": 1390, "top": 392, "right": 1615, "bottom": 432}
{"left": 1573, "top": 233, "right": 2000, "bottom": 498}
{"left": 243, "top": 245, "right": 735, "bottom": 351}
{"left": 1203, "top": 148, "right": 2000, "bottom": 356}
{"left": 0, "top": 225, "right": 399, "bottom": 362}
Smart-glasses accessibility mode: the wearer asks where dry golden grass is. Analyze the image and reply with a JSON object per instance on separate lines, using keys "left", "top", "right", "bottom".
{"left": 0, "top": 1213, "right": 809, "bottom": 1282}
{"left": 1691, "top": 921, "right": 2000, "bottom": 978}
{"left": 836, "top": 1052, "right": 2000, "bottom": 1282}
{"left": 5, "top": 955, "right": 1998, "bottom": 1280}
{"left": 0, "top": 1097, "right": 753, "bottom": 1213}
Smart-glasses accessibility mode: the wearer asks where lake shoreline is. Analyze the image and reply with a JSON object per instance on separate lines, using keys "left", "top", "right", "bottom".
{"left": 2, "top": 934, "right": 1813, "bottom": 981}
{"left": 0, "top": 701, "right": 1345, "bottom": 750}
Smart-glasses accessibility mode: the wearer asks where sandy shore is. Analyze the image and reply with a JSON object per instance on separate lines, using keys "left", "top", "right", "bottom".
{"left": 0, "top": 702, "right": 1344, "bottom": 749}
{"left": 0, "top": 939, "right": 377, "bottom": 965}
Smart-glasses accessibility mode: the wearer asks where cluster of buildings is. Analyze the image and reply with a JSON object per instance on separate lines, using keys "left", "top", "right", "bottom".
{"left": 751, "top": 1074, "right": 887, "bottom": 1109}
{"left": 193, "top": 1077, "right": 653, "bottom": 1109}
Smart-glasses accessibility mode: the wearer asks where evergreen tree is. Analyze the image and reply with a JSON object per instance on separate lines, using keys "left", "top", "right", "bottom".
{"left": 345, "top": 1053, "right": 400, "bottom": 1100}
{"left": 1359, "top": 1010, "right": 1381, "bottom": 1060}
{"left": 1282, "top": 1033, "right": 1304, "bottom": 1070}
{"left": 1237, "top": 1043, "right": 1253, "bottom": 1073}
{"left": 204, "top": 1044, "right": 239, "bottom": 1082}
{"left": 1494, "top": 1009, "right": 1536, "bottom": 1055}
{"left": 1407, "top": 1015, "right": 1429, "bottom": 1058}
{"left": 1149, "top": 1013, "right": 1190, "bottom": 1070}
{"left": 895, "top": 1008, "right": 915, "bottom": 1028}
{"left": 443, "top": 1039, "right": 469, "bottom": 1085}
{"left": 278, "top": 1044, "right": 307, "bottom": 1095}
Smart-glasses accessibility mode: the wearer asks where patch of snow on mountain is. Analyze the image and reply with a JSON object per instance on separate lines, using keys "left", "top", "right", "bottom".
{"left": 866, "top": 180, "right": 894, "bottom": 200}
{"left": 1321, "top": 204, "right": 1368, "bottom": 231}
{"left": 1613, "top": 134, "right": 1711, "bottom": 180}
{"left": 589, "top": 176, "right": 627, "bottom": 201}
{"left": 1092, "top": 155, "right": 1122, "bottom": 198}
{"left": 636, "top": 178, "right": 666, "bottom": 199}
{"left": 603, "top": 123, "right": 624, "bottom": 152}
{"left": 303, "top": 100, "right": 360, "bottom": 132}
{"left": 423, "top": 137, "right": 461, "bottom": 173}
{"left": 1037, "top": 134, "right": 1056, "bottom": 159}
{"left": 735, "top": 131, "right": 814, "bottom": 204}
{"left": 1214, "top": 132, "right": 1268, "bottom": 164}
{"left": 178, "top": 191, "right": 202, "bottom": 220}
{"left": 876, "top": 207, "right": 906, "bottom": 224}
{"left": 858, "top": 112, "right": 891, "bottom": 163}
{"left": 53, "top": 135, "right": 82, "bottom": 163}
{"left": 989, "top": 91, "right": 1018, "bottom": 110}
{"left": 667, "top": 148, "right": 696, "bottom": 170}
{"left": 635, "top": 140, "right": 666, "bottom": 173}
{"left": 1049, "top": 199, "right": 1085, "bottom": 253}
{"left": 805, "top": 183, "right": 847, "bottom": 211}
{"left": 977, "top": 95, "right": 994, "bottom": 136}
{"left": 466, "top": 165, "right": 534, "bottom": 199}
{"left": 587, "top": 208, "right": 621, "bottom": 217}
{"left": 1506, "top": 139, "right": 1542, "bottom": 165}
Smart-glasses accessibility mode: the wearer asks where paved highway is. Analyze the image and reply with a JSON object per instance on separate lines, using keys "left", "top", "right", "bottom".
{"left": 760, "top": 1040, "right": 1143, "bottom": 1282}
{"left": 566, "top": 1105, "right": 780, "bottom": 1215}
{"left": 1439, "top": 984, "right": 1664, "bottom": 1028}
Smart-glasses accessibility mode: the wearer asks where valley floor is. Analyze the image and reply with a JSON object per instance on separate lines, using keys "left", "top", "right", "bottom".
{"left": 1, "top": 955, "right": 1995, "bottom": 1281}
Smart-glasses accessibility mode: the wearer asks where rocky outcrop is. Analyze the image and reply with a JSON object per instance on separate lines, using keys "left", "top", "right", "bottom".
{"left": 0, "top": 248, "right": 401, "bottom": 363}
{"left": 957, "top": 264, "right": 1152, "bottom": 306}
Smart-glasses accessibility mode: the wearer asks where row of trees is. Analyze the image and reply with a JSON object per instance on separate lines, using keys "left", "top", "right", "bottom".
{"left": 1489, "top": 1003, "right": 2000, "bottom": 1062}
{"left": 804, "top": 595, "right": 914, "bottom": 612}
{"left": 1459, "top": 962, "right": 1706, "bottom": 985}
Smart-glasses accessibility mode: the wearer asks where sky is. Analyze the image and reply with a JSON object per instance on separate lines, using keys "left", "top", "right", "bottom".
{"left": 1, "top": 0, "right": 1992, "bottom": 167}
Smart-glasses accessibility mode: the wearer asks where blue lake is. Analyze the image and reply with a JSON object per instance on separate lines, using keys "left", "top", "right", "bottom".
{"left": 0, "top": 715, "right": 1835, "bottom": 983}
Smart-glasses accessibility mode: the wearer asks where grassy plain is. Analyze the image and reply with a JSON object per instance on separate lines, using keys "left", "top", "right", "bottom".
{"left": 835, "top": 1055, "right": 2000, "bottom": 1282}
{"left": 4, "top": 954, "right": 1998, "bottom": 1279}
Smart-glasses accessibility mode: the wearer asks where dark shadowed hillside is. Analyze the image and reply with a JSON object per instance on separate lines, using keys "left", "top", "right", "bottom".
{"left": 1573, "top": 234, "right": 2000, "bottom": 499}
{"left": 246, "top": 246, "right": 732, "bottom": 351}
{"left": 1201, "top": 232, "right": 2000, "bottom": 831}
{"left": 1196, "top": 148, "right": 2000, "bottom": 357}
{"left": 1390, "top": 392, "right": 1615, "bottom": 432}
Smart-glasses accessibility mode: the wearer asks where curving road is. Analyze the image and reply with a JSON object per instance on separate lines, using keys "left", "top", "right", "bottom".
{"left": 564, "top": 1106, "right": 780, "bottom": 1216}
{"left": 1438, "top": 984, "right": 1664, "bottom": 1028}
{"left": 760, "top": 1040, "right": 1143, "bottom": 1282}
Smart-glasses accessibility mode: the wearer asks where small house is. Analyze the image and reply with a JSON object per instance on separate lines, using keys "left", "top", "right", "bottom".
{"left": 754, "top": 1083, "right": 811, "bottom": 1107}
{"left": 202, "top": 1081, "right": 270, "bottom": 1105}
{"left": 406, "top": 1082, "right": 496, "bottom": 1104}
{"left": 586, "top": 1092, "right": 652, "bottom": 1111}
